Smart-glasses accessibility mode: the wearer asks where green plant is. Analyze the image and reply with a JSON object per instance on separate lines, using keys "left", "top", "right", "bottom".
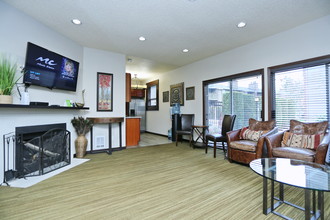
{"left": 71, "top": 117, "right": 93, "bottom": 136}
{"left": 0, "top": 55, "right": 20, "bottom": 95}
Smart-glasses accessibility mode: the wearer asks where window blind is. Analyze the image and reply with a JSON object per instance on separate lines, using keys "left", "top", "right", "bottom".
{"left": 272, "top": 63, "right": 329, "bottom": 130}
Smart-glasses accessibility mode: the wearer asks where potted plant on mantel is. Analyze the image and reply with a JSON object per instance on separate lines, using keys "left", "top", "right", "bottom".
{"left": 0, "top": 55, "right": 21, "bottom": 104}
{"left": 71, "top": 117, "right": 93, "bottom": 158}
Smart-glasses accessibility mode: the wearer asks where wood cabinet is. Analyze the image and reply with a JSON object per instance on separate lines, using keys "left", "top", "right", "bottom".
{"left": 131, "top": 89, "right": 145, "bottom": 98}
{"left": 126, "top": 73, "right": 131, "bottom": 102}
{"left": 126, "top": 117, "right": 140, "bottom": 146}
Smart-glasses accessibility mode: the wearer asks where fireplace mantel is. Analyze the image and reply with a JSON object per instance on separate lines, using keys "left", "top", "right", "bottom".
{"left": 0, "top": 104, "right": 89, "bottom": 110}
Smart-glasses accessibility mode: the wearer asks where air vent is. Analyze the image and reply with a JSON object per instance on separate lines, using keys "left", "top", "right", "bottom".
{"left": 96, "top": 136, "right": 105, "bottom": 149}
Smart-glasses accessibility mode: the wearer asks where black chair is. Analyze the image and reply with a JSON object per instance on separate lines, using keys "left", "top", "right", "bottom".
{"left": 205, "top": 115, "right": 236, "bottom": 158}
{"left": 176, "top": 114, "right": 195, "bottom": 146}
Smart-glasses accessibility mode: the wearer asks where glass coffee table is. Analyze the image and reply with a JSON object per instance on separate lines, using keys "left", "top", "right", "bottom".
{"left": 250, "top": 158, "right": 330, "bottom": 220}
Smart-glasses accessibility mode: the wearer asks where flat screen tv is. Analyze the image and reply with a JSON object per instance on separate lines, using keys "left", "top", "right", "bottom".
{"left": 23, "top": 42, "right": 79, "bottom": 91}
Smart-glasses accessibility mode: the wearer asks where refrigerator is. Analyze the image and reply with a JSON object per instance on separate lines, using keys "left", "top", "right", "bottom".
{"left": 129, "top": 98, "right": 146, "bottom": 132}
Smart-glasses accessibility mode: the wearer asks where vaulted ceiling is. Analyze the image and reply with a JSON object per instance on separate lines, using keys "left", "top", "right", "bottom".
{"left": 3, "top": 0, "right": 330, "bottom": 79}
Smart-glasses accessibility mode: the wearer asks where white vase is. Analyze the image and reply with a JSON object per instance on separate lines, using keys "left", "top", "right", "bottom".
{"left": 0, "top": 95, "right": 13, "bottom": 104}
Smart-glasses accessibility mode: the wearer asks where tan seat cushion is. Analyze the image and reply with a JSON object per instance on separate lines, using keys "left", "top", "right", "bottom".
{"left": 272, "top": 147, "right": 315, "bottom": 162}
{"left": 229, "top": 140, "right": 257, "bottom": 152}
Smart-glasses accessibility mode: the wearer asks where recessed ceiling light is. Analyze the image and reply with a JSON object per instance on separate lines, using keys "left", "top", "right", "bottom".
{"left": 139, "top": 36, "right": 146, "bottom": 41}
{"left": 71, "top": 19, "right": 82, "bottom": 25}
{"left": 182, "top": 49, "right": 189, "bottom": 53}
{"left": 237, "top": 22, "right": 246, "bottom": 28}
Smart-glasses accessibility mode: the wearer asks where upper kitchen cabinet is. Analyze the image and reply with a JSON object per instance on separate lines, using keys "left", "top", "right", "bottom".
{"left": 131, "top": 89, "right": 145, "bottom": 98}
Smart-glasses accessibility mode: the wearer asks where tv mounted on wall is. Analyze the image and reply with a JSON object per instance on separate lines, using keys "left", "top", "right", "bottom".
{"left": 23, "top": 42, "right": 79, "bottom": 92}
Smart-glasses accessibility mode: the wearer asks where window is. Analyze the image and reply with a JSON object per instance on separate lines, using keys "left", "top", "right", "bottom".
{"left": 146, "top": 79, "right": 159, "bottom": 111}
{"left": 203, "top": 70, "right": 263, "bottom": 133}
{"left": 269, "top": 55, "right": 330, "bottom": 130}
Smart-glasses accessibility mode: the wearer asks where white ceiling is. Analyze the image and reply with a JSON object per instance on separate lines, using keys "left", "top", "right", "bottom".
{"left": 3, "top": 0, "right": 330, "bottom": 79}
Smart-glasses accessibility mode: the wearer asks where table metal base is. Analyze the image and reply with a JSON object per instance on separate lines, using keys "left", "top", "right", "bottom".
{"left": 192, "top": 125, "right": 208, "bottom": 149}
{"left": 263, "top": 178, "right": 324, "bottom": 220}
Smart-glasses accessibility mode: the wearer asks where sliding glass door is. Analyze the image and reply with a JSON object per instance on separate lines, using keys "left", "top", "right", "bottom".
{"left": 205, "top": 81, "right": 231, "bottom": 133}
{"left": 232, "top": 76, "right": 262, "bottom": 129}
{"left": 204, "top": 71, "right": 263, "bottom": 133}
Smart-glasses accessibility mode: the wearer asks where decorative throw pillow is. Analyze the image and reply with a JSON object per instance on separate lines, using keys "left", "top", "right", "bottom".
{"left": 281, "top": 131, "right": 324, "bottom": 150}
{"left": 240, "top": 127, "right": 264, "bottom": 141}
{"left": 290, "top": 120, "right": 328, "bottom": 135}
{"left": 249, "top": 118, "right": 275, "bottom": 131}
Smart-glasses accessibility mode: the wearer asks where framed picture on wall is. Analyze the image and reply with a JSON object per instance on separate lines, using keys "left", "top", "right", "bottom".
{"left": 170, "top": 82, "right": 184, "bottom": 106}
{"left": 97, "top": 72, "right": 113, "bottom": 111}
{"left": 163, "top": 91, "right": 169, "bottom": 102}
{"left": 186, "top": 86, "right": 195, "bottom": 100}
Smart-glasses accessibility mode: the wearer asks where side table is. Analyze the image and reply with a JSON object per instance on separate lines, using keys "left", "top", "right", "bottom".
{"left": 192, "top": 125, "right": 209, "bottom": 149}
{"left": 87, "top": 117, "right": 124, "bottom": 155}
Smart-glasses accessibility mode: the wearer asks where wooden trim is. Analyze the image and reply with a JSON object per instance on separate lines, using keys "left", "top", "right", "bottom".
{"left": 126, "top": 73, "right": 131, "bottom": 102}
{"left": 268, "top": 54, "right": 330, "bottom": 72}
{"left": 202, "top": 80, "right": 206, "bottom": 126}
{"left": 146, "top": 79, "right": 159, "bottom": 111}
{"left": 202, "top": 69, "right": 264, "bottom": 85}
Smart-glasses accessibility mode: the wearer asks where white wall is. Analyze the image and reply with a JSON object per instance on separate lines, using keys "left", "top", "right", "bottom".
{"left": 0, "top": 2, "right": 126, "bottom": 182}
{"left": 0, "top": 1, "right": 84, "bottom": 104}
{"left": 81, "top": 47, "right": 126, "bottom": 150}
{"left": 146, "top": 15, "right": 330, "bottom": 136}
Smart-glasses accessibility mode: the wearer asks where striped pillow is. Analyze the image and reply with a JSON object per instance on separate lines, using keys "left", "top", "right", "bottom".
{"left": 281, "top": 132, "right": 324, "bottom": 150}
{"left": 240, "top": 127, "right": 264, "bottom": 141}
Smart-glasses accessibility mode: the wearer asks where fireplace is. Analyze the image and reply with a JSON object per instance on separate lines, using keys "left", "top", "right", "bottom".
{"left": 15, "top": 123, "right": 70, "bottom": 178}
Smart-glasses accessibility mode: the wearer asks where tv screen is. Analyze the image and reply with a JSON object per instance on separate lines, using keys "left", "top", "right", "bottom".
{"left": 23, "top": 42, "right": 79, "bottom": 91}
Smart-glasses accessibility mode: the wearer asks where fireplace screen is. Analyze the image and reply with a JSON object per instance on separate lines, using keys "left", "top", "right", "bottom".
{"left": 16, "top": 124, "right": 70, "bottom": 178}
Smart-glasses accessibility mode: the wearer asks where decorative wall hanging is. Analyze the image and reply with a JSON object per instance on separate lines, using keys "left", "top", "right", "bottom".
{"left": 163, "top": 91, "right": 169, "bottom": 102}
{"left": 186, "top": 86, "right": 195, "bottom": 100}
{"left": 170, "top": 82, "right": 184, "bottom": 106}
{"left": 97, "top": 72, "right": 113, "bottom": 111}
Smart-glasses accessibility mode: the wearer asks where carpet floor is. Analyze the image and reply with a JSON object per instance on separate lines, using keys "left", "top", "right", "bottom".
{"left": 0, "top": 143, "right": 328, "bottom": 219}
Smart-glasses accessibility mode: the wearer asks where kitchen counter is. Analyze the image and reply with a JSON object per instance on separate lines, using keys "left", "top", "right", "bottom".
{"left": 126, "top": 116, "right": 142, "bottom": 118}
{"left": 126, "top": 117, "right": 141, "bottom": 146}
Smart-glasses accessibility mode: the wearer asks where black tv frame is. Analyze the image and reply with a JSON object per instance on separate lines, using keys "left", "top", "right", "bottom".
{"left": 23, "top": 42, "right": 80, "bottom": 92}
